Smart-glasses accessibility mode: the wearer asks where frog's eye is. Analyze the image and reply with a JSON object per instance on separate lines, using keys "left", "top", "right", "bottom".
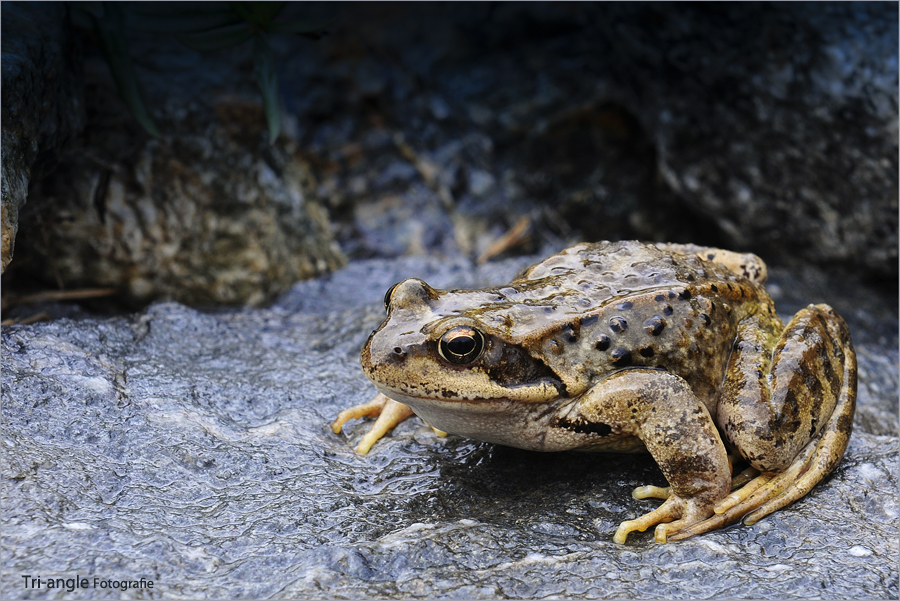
{"left": 383, "top": 282, "right": 400, "bottom": 313}
{"left": 438, "top": 326, "right": 485, "bottom": 365}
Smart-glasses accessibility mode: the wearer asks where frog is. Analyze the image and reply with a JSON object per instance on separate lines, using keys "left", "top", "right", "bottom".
{"left": 332, "top": 241, "right": 856, "bottom": 543}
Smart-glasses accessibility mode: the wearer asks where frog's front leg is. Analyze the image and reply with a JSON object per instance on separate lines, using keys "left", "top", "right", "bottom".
{"left": 575, "top": 370, "right": 732, "bottom": 543}
{"left": 332, "top": 393, "right": 449, "bottom": 454}
{"left": 332, "top": 393, "right": 415, "bottom": 454}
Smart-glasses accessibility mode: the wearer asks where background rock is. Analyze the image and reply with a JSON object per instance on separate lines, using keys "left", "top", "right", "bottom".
{"left": 4, "top": 2, "right": 896, "bottom": 304}
{"left": 13, "top": 106, "right": 344, "bottom": 307}
{"left": 1, "top": 2, "right": 84, "bottom": 273}
{"left": 610, "top": 2, "right": 898, "bottom": 280}
{"left": 5, "top": 4, "right": 344, "bottom": 307}
{"left": 1, "top": 254, "right": 896, "bottom": 599}
{"left": 280, "top": 2, "right": 897, "bottom": 278}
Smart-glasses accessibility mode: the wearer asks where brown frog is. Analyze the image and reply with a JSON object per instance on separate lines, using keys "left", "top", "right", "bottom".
{"left": 332, "top": 241, "right": 856, "bottom": 543}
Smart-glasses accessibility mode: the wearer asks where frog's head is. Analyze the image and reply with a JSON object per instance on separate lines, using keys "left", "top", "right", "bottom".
{"left": 360, "top": 278, "right": 564, "bottom": 409}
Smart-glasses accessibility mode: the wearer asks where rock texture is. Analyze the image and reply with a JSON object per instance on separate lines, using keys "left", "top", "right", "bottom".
{"left": 16, "top": 112, "right": 344, "bottom": 306}
{"left": 2, "top": 254, "right": 896, "bottom": 599}
{"left": 278, "top": 2, "right": 897, "bottom": 277}
{"left": 1, "top": 2, "right": 84, "bottom": 273}
{"left": 6, "top": 5, "right": 344, "bottom": 306}
{"left": 613, "top": 2, "right": 898, "bottom": 279}
{"left": 5, "top": 2, "right": 895, "bottom": 305}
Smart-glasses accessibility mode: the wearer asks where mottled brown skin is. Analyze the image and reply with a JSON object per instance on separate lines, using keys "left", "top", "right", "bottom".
{"left": 332, "top": 241, "right": 857, "bottom": 543}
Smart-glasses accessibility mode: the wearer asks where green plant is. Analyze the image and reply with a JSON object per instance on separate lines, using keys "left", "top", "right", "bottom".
{"left": 75, "top": 1, "right": 329, "bottom": 142}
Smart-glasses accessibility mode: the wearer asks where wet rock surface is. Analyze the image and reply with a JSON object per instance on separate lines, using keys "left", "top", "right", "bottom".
{"left": 2, "top": 254, "right": 896, "bottom": 599}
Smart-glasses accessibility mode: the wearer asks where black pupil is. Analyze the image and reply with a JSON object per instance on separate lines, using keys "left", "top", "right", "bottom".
{"left": 447, "top": 334, "right": 476, "bottom": 356}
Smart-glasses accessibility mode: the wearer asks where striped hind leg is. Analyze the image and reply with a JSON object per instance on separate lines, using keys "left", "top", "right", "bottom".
{"left": 668, "top": 304, "right": 856, "bottom": 541}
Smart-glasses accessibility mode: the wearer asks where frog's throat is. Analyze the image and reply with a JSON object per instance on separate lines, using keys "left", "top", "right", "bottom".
{"left": 372, "top": 385, "right": 594, "bottom": 452}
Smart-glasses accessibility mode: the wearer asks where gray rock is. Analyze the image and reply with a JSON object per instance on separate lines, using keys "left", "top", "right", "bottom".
{"left": 598, "top": 2, "right": 899, "bottom": 279}
{"left": 14, "top": 127, "right": 346, "bottom": 306}
{"left": 9, "top": 3, "right": 894, "bottom": 305}
{"left": 279, "top": 3, "right": 897, "bottom": 277}
{"left": 1, "top": 2, "right": 84, "bottom": 273}
{"left": 7, "top": 6, "right": 344, "bottom": 306}
{"left": 2, "top": 254, "right": 896, "bottom": 599}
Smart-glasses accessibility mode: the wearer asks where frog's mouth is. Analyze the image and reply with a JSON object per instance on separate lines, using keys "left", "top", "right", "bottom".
{"left": 372, "top": 379, "right": 561, "bottom": 407}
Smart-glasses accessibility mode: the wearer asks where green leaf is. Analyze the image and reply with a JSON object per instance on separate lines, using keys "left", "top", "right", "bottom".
{"left": 253, "top": 35, "right": 281, "bottom": 143}
{"left": 176, "top": 22, "right": 254, "bottom": 52}
{"left": 92, "top": 3, "right": 160, "bottom": 137}
{"left": 266, "top": 18, "right": 331, "bottom": 36}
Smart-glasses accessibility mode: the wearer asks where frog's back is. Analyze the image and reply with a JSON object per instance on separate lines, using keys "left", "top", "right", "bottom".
{"left": 477, "top": 241, "right": 780, "bottom": 407}
{"left": 486, "top": 241, "right": 771, "bottom": 331}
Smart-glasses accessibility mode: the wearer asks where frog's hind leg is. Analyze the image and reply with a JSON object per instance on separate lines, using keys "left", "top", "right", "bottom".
{"left": 631, "top": 454, "right": 756, "bottom": 501}
{"left": 670, "top": 304, "right": 856, "bottom": 541}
